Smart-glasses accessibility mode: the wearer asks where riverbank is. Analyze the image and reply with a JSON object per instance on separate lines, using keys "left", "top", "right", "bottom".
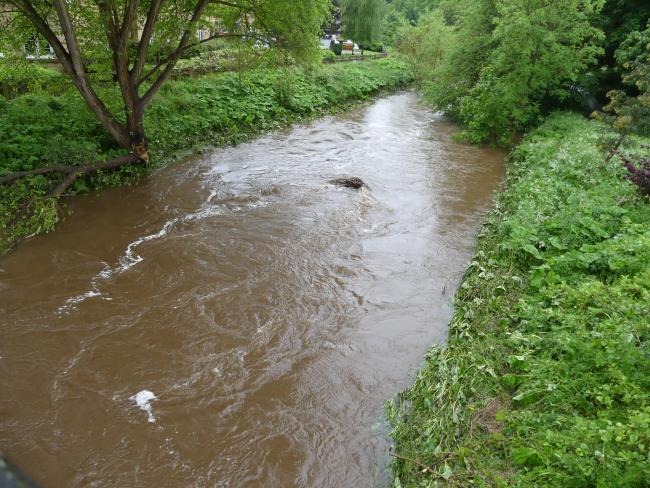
{"left": 388, "top": 113, "right": 650, "bottom": 486}
{"left": 0, "top": 58, "right": 412, "bottom": 254}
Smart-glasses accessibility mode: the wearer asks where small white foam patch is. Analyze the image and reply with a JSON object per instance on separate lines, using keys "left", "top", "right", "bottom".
{"left": 207, "top": 188, "right": 219, "bottom": 203}
{"left": 117, "top": 218, "right": 179, "bottom": 274}
{"left": 130, "top": 390, "right": 157, "bottom": 423}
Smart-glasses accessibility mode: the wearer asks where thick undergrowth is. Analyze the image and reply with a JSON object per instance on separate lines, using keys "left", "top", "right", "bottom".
{"left": 0, "top": 58, "right": 412, "bottom": 253}
{"left": 388, "top": 113, "right": 650, "bottom": 487}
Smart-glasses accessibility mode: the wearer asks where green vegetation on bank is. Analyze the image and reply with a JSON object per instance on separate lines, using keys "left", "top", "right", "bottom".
{"left": 0, "top": 58, "right": 412, "bottom": 254}
{"left": 390, "top": 1, "right": 650, "bottom": 147}
{"left": 0, "top": 58, "right": 68, "bottom": 99}
{"left": 388, "top": 112, "right": 650, "bottom": 486}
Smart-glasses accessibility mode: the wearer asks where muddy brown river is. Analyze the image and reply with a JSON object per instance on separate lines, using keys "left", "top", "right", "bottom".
{"left": 0, "top": 92, "right": 504, "bottom": 487}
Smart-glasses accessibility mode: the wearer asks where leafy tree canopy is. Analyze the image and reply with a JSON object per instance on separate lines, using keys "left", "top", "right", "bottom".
{"left": 396, "top": 0, "right": 606, "bottom": 145}
{"left": 341, "top": 0, "right": 385, "bottom": 45}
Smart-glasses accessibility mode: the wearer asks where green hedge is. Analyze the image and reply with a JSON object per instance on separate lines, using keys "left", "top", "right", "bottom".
{"left": 0, "top": 58, "right": 413, "bottom": 253}
{"left": 388, "top": 113, "right": 650, "bottom": 487}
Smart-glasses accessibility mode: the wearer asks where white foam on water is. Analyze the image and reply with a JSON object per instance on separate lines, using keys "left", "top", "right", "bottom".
{"left": 207, "top": 188, "right": 219, "bottom": 203}
{"left": 58, "top": 288, "right": 103, "bottom": 315}
{"left": 67, "top": 289, "right": 101, "bottom": 305}
{"left": 182, "top": 205, "right": 223, "bottom": 223}
{"left": 57, "top": 187, "right": 237, "bottom": 314}
{"left": 117, "top": 218, "right": 179, "bottom": 274}
{"left": 130, "top": 390, "right": 157, "bottom": 423}
{"left": 57, "top": 217, "right": 179, "bottom": 314}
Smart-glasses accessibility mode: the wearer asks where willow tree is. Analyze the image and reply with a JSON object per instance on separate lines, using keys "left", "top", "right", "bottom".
{"left": 341, "top": 0, "right": 385, "bottom": 45}
{"left": 0, "top": 0, "right": 329, "bottom": 189}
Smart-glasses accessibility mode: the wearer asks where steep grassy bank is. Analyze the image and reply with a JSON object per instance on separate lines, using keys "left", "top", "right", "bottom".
{"left": 0, "top": 58, "right": 412, "bottom": 253}
{"left": 388, "top": 113, "right": 650, "bottom": 487}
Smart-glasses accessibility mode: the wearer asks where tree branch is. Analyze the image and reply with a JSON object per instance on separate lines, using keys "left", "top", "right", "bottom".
{"left": 0, "top": 155, "right": 143, "bottom": 187}
{"left": 139, "top": 0, "right": 211, "bottom": 108}
{"left": 120, "top": 0, "right": 140, "bottom": 47}
{"left": 12, "top": 0, "right": 131, "bottom": 148}
{"left": 12, "top": 0, "right": 72, "bottom": 69}
{"left": 131, "top": 0, "right": 164, "bottom": 81}
{"left": 50, "top": 171, "right": 78, "bottom": 198}
{"left": 53, "top": 0, "right": 85, "bottom": 76}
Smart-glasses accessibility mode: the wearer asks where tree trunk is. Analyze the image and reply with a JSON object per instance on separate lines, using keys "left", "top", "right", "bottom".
{"left": 129, "top": 110, "right": 150, "bottom": 161}
{"left": 12, "top": 0, "right": 211, "bottom": 156}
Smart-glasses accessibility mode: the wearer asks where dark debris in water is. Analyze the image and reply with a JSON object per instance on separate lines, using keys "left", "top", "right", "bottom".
{"left": 328, "top": 177, "right": 367, "bottom": 190}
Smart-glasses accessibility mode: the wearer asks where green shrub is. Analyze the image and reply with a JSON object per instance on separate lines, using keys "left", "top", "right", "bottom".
{"left": 0, "top": 58, "right": 68, "bottom": 99}
{"left": 321, "top": 49, "right": 336, "bottom": 62}
{"left": 174, "top": 50, "right": 233, "bottom": 76}
{"left": 359, "top": 42, "right": 384, "bottom": 52}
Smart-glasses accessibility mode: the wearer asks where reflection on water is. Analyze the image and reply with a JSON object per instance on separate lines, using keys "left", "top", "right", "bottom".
{"left": 0, "top": 92, "right": 504, "bottom": 487}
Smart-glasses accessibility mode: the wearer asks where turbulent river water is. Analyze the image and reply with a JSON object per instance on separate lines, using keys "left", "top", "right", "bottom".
{"left": 0, "top": 92, "right": 504, "bottom": 487}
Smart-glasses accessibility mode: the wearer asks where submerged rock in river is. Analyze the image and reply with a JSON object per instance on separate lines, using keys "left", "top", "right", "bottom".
{"left": 329, "top": 177, "right": 366, "bottom": 189}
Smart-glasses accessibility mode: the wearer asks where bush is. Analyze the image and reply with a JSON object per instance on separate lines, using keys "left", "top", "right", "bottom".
{"left": 321, "top": 49, "right": 336, "bottom": 62}
{"left": 396, "top": 1, "right": 604, "bottom": 146}
{"left": 174, "top": 50, "right": 232, "bottom": 75}
{"left": 332, "top": 43, "right": 343, "bottom": 56}
{"left": 359, "top": 42, "right": 384, "bottom": 52}
{"left": 0, "top": 58, "right": 68, "bottom": 99}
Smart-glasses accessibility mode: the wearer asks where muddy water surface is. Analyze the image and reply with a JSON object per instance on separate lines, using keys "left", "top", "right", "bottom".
{"left": 0, "top": 92, "right": 504, "bottom": 487}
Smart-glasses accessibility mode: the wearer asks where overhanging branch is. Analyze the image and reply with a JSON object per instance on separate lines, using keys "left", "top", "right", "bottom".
{"left": 0, "top": 155, "right": 143, "bottom": 197}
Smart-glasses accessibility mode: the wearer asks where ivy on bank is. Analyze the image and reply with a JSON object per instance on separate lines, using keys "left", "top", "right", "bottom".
{"left": 388, "top": 112, "right": 650, "bottom": 487}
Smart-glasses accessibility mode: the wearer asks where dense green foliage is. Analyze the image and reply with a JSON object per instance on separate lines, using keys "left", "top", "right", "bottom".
{"left": 597, "top": 26, "right": 650, "bottom": 138}
{"left": 0, "top": 58, "right": 412, "bottom": 253}
{"left": 388, "top": 112, "right": 650, "bottom": 486}
{"left": 0, "top": 57, "right": 68, "bottom": 99}
{"left": 395, "top": 11, "right": 451, "bottom": 87}
{"left": 341, "top": 0, "right": 386, "bottom": 45}
{"left": 396, "top": 0, "right": 606, "bottom": 145}
{"left": 385, "top": 0, "right": 432, "bottom": 25}
{"left": 388, "top": 0, "right": 650, "bottom": 146}
{"left": 593, "top": 26, "right": 650, "bottom": 196}
{"left": 382, "top": 0, "right": 435, "bottom": 46}
{"left": 590, "top": 0, "right": 650, "bottom": 100}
